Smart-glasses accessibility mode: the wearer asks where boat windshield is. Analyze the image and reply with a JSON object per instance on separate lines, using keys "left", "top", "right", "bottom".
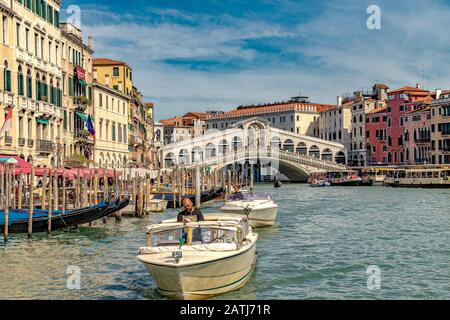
{"left": 149, "top": 226, "right": 238, "bottom": 247}
{"left": 226, "top": 192, "right": 272, "bottom": 202}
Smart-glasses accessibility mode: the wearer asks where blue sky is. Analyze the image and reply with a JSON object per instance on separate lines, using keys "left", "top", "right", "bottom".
{"left": 62, "top": 0, "right": 450, "bottom": 120}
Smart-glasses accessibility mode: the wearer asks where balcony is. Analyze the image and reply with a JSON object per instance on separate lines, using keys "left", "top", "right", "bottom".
{"left": 74, "top": 129, "right": 94, "bottom": 144}
{"left": 5, "top": 136, "right": 12, "bottom": 145}
{"left": 36, "top": 140, "right": 54, "bottom": 153}
{"left": 73, "top": 96, "right": 89, "bottom": 110}
{"left": 3, "top": 92, "right": 14, "bottom": 105}
{"left": 18, "top": 138, "right": 25, "bottom": 147}
{"left": 415, "top": 137, "right": 431, "bottom": 144}
{"left": 27, "top": 139, "right": 34, "bottom": 148}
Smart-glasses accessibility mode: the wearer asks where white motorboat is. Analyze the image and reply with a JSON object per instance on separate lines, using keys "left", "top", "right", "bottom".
{"left": 220, "top": 192, "right": 278, "bottom": 228}
{"left": 136, "top": 214, "right": 258, "bottom": 300}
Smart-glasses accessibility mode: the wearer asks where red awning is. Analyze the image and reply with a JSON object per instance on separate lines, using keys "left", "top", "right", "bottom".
{"left": 0, "top": 155, "right": 32, "bottom": 175}
{"left": 75, "top": 66, "right": 86, "bottom": 81}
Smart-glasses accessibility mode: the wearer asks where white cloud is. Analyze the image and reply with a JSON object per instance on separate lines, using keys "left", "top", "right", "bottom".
{"left": 79, "top": 0, "right": 450, "bottom": 120}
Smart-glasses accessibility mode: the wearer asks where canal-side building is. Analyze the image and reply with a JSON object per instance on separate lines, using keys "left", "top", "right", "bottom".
{"left": 385, "top": 85, "right": 430, "bottom": 164}
{"left": 349, "top": 84, "right": 388, "bottom": 166}
{"left": 365, "top": 107, "right": 388, "bottom": 164}
{"left": 161, "top": 112, "right": 206, "bottom": 144}
{"left": 205, "top": 96, "right": 332, "bottom": 137}
{"left": 402, "top": 104, "right": 432, "bottom": 165}
{"left": 430, "top": 90, "right": 450, "bottom": 164}
{"left": 0, "top": 0, "right": 63, "bottom": 167}
{"left": 92, "top": 82, "right": 130, "bottom": 168}
{"left": 318, "top": 98, "right": 352, "bottom": 161}
{"left": 60, "top": 22, "right": 94, "bottom": 165}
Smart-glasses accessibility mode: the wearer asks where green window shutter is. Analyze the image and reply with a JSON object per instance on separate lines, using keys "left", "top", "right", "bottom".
{"left": 36, "top": 80, "right": 40, "bottom": 100}
{"left": 63, "top": 110, "right": 67, "bottom": 129}
{"left": 27, "top": 0, "right": 32, "bottom": 10}
{"left": 54, "top": 10, "right": 59, "bottom": 28}
{"left": 42, "top": 1, "right": 46, "bottom": 20}
{"left": 48, "top": 6, "right": 53, "bottom": 24}
{"left": 27, "top": 77, "right": 32, "bottom": 99}
{"left": 89, "top": 86, "right": 92, "bottom": 101}
{"left": 35, "top": 0, "right": 40, "bottom": 15}
{"left": 18, "top": 74, "right": 24, "bottom": 96}
{"left": 5, "top": 70, "right": 11, "bottom": 92}
{"left": 68, "top": 77, "right": 73, "bottom": 96}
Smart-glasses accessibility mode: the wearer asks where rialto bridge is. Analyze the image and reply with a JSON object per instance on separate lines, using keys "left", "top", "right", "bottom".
{"left": 158, "top": 118, "right": 348, "bottom": 182}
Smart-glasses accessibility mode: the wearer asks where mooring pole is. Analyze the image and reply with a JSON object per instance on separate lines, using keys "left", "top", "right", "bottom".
{"left": 195, "top": 165, "right": 201, "bottom": 209}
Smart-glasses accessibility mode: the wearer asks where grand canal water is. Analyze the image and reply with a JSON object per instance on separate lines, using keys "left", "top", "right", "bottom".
{"left": 0, "top": 184, "right": 449, "bottom": 299}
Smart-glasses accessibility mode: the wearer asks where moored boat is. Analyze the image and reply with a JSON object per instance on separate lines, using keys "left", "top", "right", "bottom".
{"left": 384, "top": 167, "right": 450, "bottom": 188}
{"left": 327, "top": 174, "right": 362, "bottom": 186}
{"left": 147, "top": 199, "right": 168, "bottom": 212}
{"left": 136, "top": 214, "right": 257, "bottom": 300}
{"left": 0, "top": 195, "right": 130, "bottom": 233}
{"left": 220, "top": 192, "right": 278, "bottom": 228}
{"left": 310, "top": 179, "right": 331, "bottom": 187}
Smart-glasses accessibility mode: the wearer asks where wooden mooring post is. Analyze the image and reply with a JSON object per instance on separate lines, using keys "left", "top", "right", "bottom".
{"left": 28, "top": 165, "right": 34, "bottom": 238}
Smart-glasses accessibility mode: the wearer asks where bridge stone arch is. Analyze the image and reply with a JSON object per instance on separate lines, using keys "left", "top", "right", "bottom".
{"left": 205, "top": 143, "right": 216, "bottom": 159}
{"left": 309, "top": 145, "right": 320, "bottom": 158}
{"left": 283, "top": 139, "right": 295, "bottom": 152}
{"left": 158, "top": 117, "right": 348, "bottom": 179}
{"left": 179, "top": 149, "right": 190, "bottom": 165}
{"left": 296, "top": 142, "right": 307, "bottom": 155}
{"left": 321, "top": 148, "right": 333, "bottom": 161}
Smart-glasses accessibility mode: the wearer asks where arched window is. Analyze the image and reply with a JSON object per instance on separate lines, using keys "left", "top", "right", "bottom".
{"left": 309, "top": 145, "right": 320, "bottom": 158}
{"left": 4, "top": 60, "right": 11, "bottom": 92}
{"left": 282, "top": 139, "right": 294, "bottom": 152}
{"left": 27, "top": 69, "right": 33, "bottom": 98}
{"left": 296, "top": 142, "right": 307, "bottom": 155}
{"left": 321, "top": 148, "right": 333, "bottom": 161}
{"left": 17, "top": 65, "right": 24, "bottom": 96}
{"left": 218, "top": 139, "right": 229, "bottom": 155}
{"left": 179, "top": 149, "right": 189, "bottom": 164}
{"left": 164, "top": 152, "right": 176, "bottom": 167}
{"left": 205, "top": 143, "right": 216, "bottom": 158}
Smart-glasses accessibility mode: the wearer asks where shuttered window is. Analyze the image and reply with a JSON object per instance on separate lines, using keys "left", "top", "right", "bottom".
{"left": 18, "top": 73, "right": 24, "bottom": 96}
{"left": 68, "top": 77, "right": 73, "bottom": 96}
{"left": 4, "top": 70, "right": 11, "bottom": 92}
{"left": 27, "top": 77, "right": 32, "bottom": 99}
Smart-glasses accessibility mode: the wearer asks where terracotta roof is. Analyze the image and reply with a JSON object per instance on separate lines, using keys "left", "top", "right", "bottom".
{"left": 374, "top": 83, "right": 389, "bottom": 89}
{"left": 366, "top": 107, "right": 387, "bottom": 115}
{"left": 144, "top": 102, "right": 154, "bottom": 108}
{"left": 209, "top": 102, "right": 334, "bottom": 120}
{"left": 183, "top": 112, "right": 207, "bottom": 120}
{"left": 93, "top": 58, "right": 131, "bottom": 68}
{"left": 404, "top": 106, "right": 431, "bottom": 115}
{"left": 388, "top": 86, "right": 429, "bottom": 94}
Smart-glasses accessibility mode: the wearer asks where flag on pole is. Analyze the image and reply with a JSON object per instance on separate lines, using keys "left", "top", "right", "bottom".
{"left": 0, "top": 108, "right": 13, "bottom": 135}
{"left": 85, "top": 114, "right": 96, "bottom": 142}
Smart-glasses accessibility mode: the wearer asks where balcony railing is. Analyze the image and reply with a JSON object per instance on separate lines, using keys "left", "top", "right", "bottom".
{"left": 18, "top": 138, "right": 25, "bottom": 146}
{"left": 27, "top": 139, "right": 34, "bottom": 148}
{"left": 414, "top": 138, "right": 431, "bottom": 143}
{"left": 73, "top": 96, "right": 89, "bottom": 109}
{"left": 36, "top": 139, "right": 54, "bottom": 153}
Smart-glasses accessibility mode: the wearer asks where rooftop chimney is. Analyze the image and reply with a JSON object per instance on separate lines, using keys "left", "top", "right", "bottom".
{"left": 88, "top": 36, "right": 93, "bottom": 49}
{"left": 337, "top": 96, "right": 343, "bottom": 106}
{"left": 416, "top": 83, "right": 421, "bottom": 89}
{"left": 435, "top": 89, "right": 442, "bottom": 100}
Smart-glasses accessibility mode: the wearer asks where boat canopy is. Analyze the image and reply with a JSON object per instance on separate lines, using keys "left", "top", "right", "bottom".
{"left": 227, "top": 192, "right": 273, "bottom": 202}
{"left": 146, "top": 220, "right": 242, "bottom": 234}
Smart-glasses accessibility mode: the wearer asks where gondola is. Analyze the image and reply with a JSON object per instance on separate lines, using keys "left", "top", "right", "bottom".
{"left": 152, "top": 187, "right": 225, "bottom": 209}
{"left": 0, "top": 195, "right": 130, "bottom": 234}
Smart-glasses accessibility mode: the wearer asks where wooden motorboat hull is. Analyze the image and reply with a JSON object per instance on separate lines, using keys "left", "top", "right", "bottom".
{"left": 138, "top": 237, "right": 257, "bottom": 300}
